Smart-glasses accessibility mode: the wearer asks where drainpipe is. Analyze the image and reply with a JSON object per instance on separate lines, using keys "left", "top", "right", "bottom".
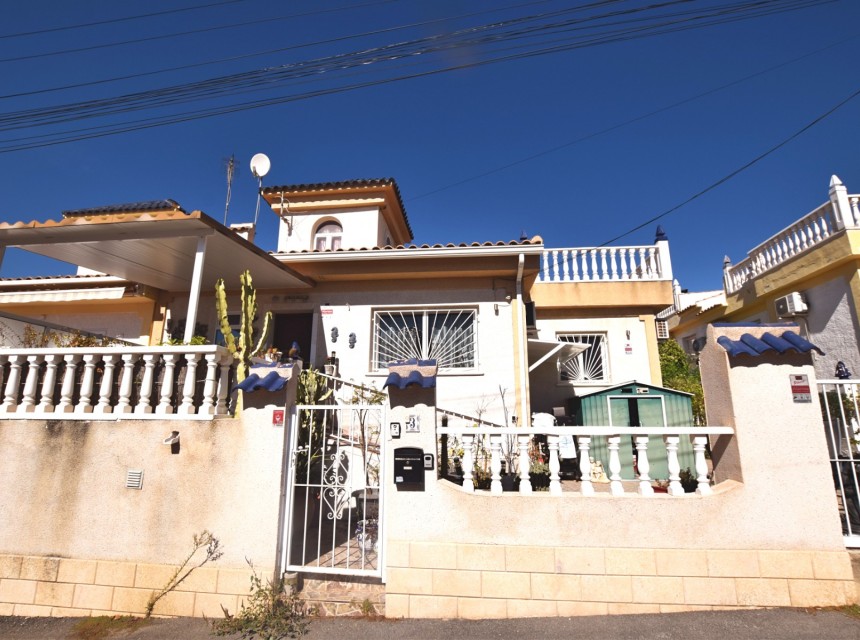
{"left": 516, "top": 254, "right": 529, "bottom": 425}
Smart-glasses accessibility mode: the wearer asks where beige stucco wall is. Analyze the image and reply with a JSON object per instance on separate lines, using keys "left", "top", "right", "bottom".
{"left": 276, "top": 207, "right": 388, "bottom": 253}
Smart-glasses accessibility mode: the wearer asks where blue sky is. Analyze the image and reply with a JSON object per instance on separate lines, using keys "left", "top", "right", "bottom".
{"left": 0, "top": 0, "right": 858, "bottom": 292}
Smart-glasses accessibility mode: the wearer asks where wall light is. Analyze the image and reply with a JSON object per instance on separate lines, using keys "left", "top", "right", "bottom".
{"left": 163, "top": 431, "right": 180, "bottom": 454}
{"left": 349, "top": 333, "right": 357, "bottom": 349}
{"left": 331, "top": 327, "right": 339, "bottom": 343}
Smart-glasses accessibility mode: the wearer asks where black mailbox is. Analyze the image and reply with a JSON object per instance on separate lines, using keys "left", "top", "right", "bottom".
{"left": 393, "top": 447, "right": 424, "bottom": 491}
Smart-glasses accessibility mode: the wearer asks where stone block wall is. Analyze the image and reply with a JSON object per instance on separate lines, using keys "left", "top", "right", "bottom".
{"left": 384, "top": 542, "right": 856, "bottom": 618}
{"left": 0, "top": 554, "right": 262, "bottom": 618}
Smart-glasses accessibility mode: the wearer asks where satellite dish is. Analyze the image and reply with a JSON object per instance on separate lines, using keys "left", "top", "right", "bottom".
{"left": 249, "top": 153, "right": 271, "bottom": 178}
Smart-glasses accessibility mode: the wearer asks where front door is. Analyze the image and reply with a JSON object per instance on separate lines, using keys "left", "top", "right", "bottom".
{"left": 273, "top": 313, "right": 314, "bottom": 365}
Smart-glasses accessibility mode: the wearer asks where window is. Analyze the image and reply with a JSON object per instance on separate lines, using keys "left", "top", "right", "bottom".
{"left": 314, "top": 221, "right": 342, "bottom": 251}
{"left": 373, "top": 309, "right": 476, "bottom": 371}
{"left": 558, "top": 333, "right": 607, "bottom": 382}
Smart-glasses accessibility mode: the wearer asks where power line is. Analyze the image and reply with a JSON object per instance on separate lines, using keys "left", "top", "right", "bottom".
{"left": 598, "top": 85, "right": 860, "bottom": 246}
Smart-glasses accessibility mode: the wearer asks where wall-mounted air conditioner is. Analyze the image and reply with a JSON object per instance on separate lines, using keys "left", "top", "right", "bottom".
{"left": 775, "top": 292, "right": 808, "bottom": 317}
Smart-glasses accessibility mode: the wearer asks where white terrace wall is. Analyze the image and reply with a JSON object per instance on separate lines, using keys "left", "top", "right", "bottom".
{"left": 383, "top": 325, "right": 855, "bottom": 619}
{"left": 0, "top": 385, "right": 294, "bottom": 618}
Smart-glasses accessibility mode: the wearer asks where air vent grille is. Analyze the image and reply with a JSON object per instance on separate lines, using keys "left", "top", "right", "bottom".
{"left": 126, "top": 469, "right": 144, "bottom": 490}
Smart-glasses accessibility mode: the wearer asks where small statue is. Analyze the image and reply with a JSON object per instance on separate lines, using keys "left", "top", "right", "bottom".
{"left": 590, "top": 458, "right": 609, "bottom": 484}
{"left": 288, "top": 341, "right": 301, "bottom": 361}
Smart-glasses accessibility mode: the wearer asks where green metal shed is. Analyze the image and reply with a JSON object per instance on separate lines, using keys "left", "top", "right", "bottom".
{"left": 570, "top": 381, "right": 696, "bottom": 481}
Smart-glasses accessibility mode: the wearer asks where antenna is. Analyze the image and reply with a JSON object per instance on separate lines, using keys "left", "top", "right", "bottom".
{"left": 250, "top": 153, "right": 271, "bottom": 226}
{"left": 223, "top": 154, "right": 236, "bottom": 225}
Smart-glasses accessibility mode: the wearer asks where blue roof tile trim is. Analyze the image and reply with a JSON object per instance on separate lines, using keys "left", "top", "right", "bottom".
{"left": 383, "top": 371, "right": 436, "bottom": 390}
{"left": 233, "top": 371, "right": 289, "bottom": 393}
{"left": 716, "top": 331, "right": 824, "bottom": 358}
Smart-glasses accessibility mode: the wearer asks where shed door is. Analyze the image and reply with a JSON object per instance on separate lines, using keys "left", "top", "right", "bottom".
{"left": 610, "top": 397, "right": 666, "bottom": 480}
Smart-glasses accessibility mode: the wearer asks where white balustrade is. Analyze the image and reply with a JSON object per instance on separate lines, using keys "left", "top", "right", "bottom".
{"left": 539, "top": 245, "right": 669, "bottom": 283}
{"left": 436, "top": 425, "right": 733, "bottom": 497}
{"left": 0, "top": 346, "right": 236, "bottom": 421}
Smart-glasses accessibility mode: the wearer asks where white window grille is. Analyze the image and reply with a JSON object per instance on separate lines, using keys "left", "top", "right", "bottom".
{"left": 314, "top": 221, "right": 343, "bottom": 251}
{"left": 656, "top": 320, "right": 669, "bottom": 340}
{"left": 558, "top": 333, "right": 607, "bottom": 382}
{"left": 373, "top": 309, "right": 476, "bottom": 371}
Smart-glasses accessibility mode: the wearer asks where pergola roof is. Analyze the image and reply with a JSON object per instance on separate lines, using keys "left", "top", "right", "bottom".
{"left": 0, "top": 210, "right": 313, "bottom": 292}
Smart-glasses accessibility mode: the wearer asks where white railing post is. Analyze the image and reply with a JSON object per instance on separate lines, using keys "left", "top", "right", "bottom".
{"left": 578, "top": 436, "right": 594, "bottom": 496}
{"left": 589, "top": 249, "right": 598, "bottom": 281}
{"left": 116, "top": 352, "right": 137, "bottom": 414}
{"left": 665, "top": 435, "right": 683, "bottom": 496}
{"left": 57, "top": 354, "right": 81, "bottom": 413}
{"left": 179, "top": 353, "right": 201, "bottom": 415}
{"left": 517, "top": 435, "right": 532, "bottom": 494}
{"left": 200, "top": 353, "right": 220, "bottom": 416}
{"left": 692, "top": 435, "right": 712, "bottom": 496}
{"left": 75, "top": 354, "right": 97, "bottom": 413}
{"left": 37, "top": 354, "right": 61, "bottom": 413}
{"left": 570, "top": 249, "right": 580, "bottom": 281}
{"left": 607, "top": 435, "right": 624, "bottom": 496}
{"left": 18, "top": 355, "right": 42, "bottom": 413}
{"left": 851, "top": 197, "right": 860, "bottom": 226}
{"left": 551, "top": 250, "right": 560, "bottom": 282}
{"left": 547, "top": 435, "right": 561, "bottom": 495}
{"left": 635, "top": 435, "right": 654, "bottom": 496}
{"left": 561, "top": 249, "right": 571, "bottom": 281}
{"left": 2, "top": 355, "right": 24, "bottom": 413}
{"left": 94, "top": 354, "right": 118, "bottom": 414}
{"left": 135, "top": 354, "right": 157, "bottom": 415}
{"left": 599, "top": 249, "right": 609, "bottom": 281}
{"left": 541, "top": 250, "right": 551, "bottom": 282}
{"left": 489, "top": 434, "right": 503, "bottom": 494}
{"left": 461, "top": 434, "right": 475, "bottom": 492}
{"left": 157, "top": 353, "right": 177, "bottom": 414}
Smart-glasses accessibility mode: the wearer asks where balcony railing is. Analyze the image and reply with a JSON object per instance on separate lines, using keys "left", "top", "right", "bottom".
{"left": 725, "top": 195, "right": 860, "bottom": 294}
{"left": 538, "top": 245, "right": 670, "bottom": 283}
{"left": 437, "top": 425, "right": 734, "bottom": 497}
{"left": 0, "top": 346, "right": 235, "bottom": 420}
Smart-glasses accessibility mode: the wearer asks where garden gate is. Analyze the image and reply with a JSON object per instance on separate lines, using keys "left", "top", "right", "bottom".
{"left": 283, "top": 402, "right": 386, "bottom": 577}
{"left": 819, "top": 379, "right": 860, "bottom": 547}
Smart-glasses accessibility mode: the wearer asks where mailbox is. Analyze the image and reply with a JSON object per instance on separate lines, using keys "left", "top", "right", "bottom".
{"left": 393, "top": 447, "right": 424, "bottom": 491}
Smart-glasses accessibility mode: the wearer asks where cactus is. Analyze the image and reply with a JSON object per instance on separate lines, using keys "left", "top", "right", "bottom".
{"left": 215, "top": 270, "right": 272, "bottom": 382}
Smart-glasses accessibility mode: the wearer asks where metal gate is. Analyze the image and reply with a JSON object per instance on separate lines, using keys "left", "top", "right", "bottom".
{"left": 283, "top": 402, "right": 385, "bottom": 577}
{"left": 819, "top": 379, "right": 860, "bottom": 547}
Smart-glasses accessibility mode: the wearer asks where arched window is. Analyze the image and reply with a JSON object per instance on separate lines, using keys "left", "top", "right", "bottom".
{"left": 314, "top": 221, "right": 342, "bottom": 251}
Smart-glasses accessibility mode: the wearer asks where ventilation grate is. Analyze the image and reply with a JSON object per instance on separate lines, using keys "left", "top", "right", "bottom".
{"left": 126, "top": 469, "right": 144, "bottom": 490}
{"left": 656, "top": 321, "right": 669, "bottom": 340}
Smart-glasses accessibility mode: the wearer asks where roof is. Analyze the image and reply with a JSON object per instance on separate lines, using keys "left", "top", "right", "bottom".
{"left": 261, "top": 178, "right": 413, "bottom": 242}
{"left": 63, "top": 199, "right": 184, "bottom": 217}
{"left": 716, "top": 330, "right": 824, "bottom": 357}
{"left": 274, "top": 237, "right": 544, "bottom": 256}
{"left": 233, "top": 370, "right": 291, "bottom": 393}
{"left": 383, "top": 358, "right": 437, "bottom": 390}
{"left": 577, "top": 380, "right": 694, "bottom": 399}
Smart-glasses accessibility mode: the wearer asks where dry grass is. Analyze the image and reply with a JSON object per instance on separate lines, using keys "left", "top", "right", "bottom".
{"left": 71, "top": 615, "right": 149, "bottom": 639}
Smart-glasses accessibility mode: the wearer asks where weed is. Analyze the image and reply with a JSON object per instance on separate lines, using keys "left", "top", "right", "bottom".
{"left": 841, "top": 604, "right": 860, "bottom": 619}
{"left": 145, "top": 530, "right": 223, "bottom": 618}
{"left": 71, "top": 615, "right": 148, "bottom": 639}
{"left": 211, "top": 560, "right": 310, "bottom": 639}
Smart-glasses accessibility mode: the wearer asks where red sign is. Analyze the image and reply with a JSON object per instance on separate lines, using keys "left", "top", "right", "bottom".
{"left": 790, "top": 374, "right": 811, "bottom": 403}
{"left": 272, "top": 409, "right": 285, "bottom": 427}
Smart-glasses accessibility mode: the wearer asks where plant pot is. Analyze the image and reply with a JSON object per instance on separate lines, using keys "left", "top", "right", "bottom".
{"left": 501, "top": 473, "right": 517, "bottom": 492}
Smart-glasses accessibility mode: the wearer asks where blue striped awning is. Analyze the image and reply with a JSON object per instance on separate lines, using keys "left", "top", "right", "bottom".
{"left": 716, "top": 331, "right": 824, "bottom": 358}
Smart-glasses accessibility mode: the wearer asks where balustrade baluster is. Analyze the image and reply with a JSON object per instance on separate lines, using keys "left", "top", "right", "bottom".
{"left": 157, "top": 354, "right": 178, "bottom": 414}
{"left": 75, "top": 354, "right": 97, "bottom": 413}
{"left": 649, "top": 247, "right": 660, "bottom": 279}
{"left": 637, "top": 248, "right": 647, "bottom": 280}
{"left": 0, "top": 355, "right": 6, "bottom": 409}
{"left": 37, "top": 354, "right": 61, "bottom": 413}
{"left": 599, "top": 249, "right": 609, "bottom": 281}
{"left": 561, "top": 249, "right": 571, "bottom": 282}
{"left": 18, "top": 355, "right": 43, "bottom": 413}
{"left": 570, "top": 249, "right": 580, "bottom": 281}
{"left": 461, "top": 434, "right": 475, "bottom": 492}
{"left": 541, "top": 250, "right": 551, "bottom": 282}
{"left": 547, "top": 435, "right": 561, "bottom": 495}
{"left": 607, "top": 436, "right": 624, "bottom": 495}
{"left": 94, "top": 355, "right": 118, "bottom": 414}
{"left": 216, "top": 354, "right": 232, "bottom": 414}
{"left": 200, "top": 353, "right": 220, "bottom": 415}
{"left": 2, "top": 355, "right": 24, "bottom": 413}
{"left": 578, "top": 437, "right": 594, "bottom": 496}
{"left": 57, "top": 354, "right": 81, "bottom": 413}
{"left": 179, "top": 353, "right": 201, "bottom": 414}
{"left": 798, "top": 224, "right": 809, "bottom": 251}
{"left": 517, "top": 435, "right": 531, "bottom": 494}
{"left": 135, "top": 354, "right": 157, "bottom": 414}
{"left": 489, "top": 435, "right": 502, "bottom": 494}
{"left": 635, "top": 436, "right": 654, "bottom": 496}
{"left": 786, "top": 230, "right": 796, "bottom": 257}
{"left": 851, "top": 197, "right": 860, "bottom": 226}
{"left": 116, "top": 353, "right": 137, "bottom": 414}
{"left": 812, "top": 216, "right": 823, "bottom": 242}
{"left": 607, "top": 248, "right": 618, "bottom": 280}
{"left": 551, "top": 250, "right": 560, "bottom": 283}
{"left": 589, "top": 249, "right": 598, "bottom": 282}
{"left": 618, "top": 248, "right": 629, "bottom": 280}
{"left": 665, "top": 435, "right": 683, "bottom": 496}
{"left": 692, "top": 436, "right": 712, "bottom": 496}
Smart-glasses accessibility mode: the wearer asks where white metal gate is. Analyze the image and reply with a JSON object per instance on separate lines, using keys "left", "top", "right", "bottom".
{"left": 283, "top": 403, "right": 385, "bottom": 577}
{"left": 819, "top": 379, "right": 860, "bottom": 547}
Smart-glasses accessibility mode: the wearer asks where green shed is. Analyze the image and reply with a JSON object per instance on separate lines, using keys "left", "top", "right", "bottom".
{"left": 570, "top": 381, "right": 696, "bottom": 481}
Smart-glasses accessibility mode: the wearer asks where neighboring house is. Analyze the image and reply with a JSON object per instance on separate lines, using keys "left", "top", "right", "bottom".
{"left": 663, "top": 175, "right": 860, "bottom": 378}
{"left": 0, "top": 178, "right": 673, "bottom": 423}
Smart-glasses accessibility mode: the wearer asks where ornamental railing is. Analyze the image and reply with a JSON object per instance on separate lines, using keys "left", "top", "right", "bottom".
{"left": 538, "top": 245, "right": 671, "bottom": 283}
{"left": 0, "top": 346, "right": 235, "bottom": 420}
{"left": 437, "top": 425, "right": 733, "bottom": 497}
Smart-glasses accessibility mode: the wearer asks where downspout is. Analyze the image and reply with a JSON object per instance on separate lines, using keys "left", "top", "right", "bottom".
{"left": 516, "top": 254, "right": 529, "bottom": 424}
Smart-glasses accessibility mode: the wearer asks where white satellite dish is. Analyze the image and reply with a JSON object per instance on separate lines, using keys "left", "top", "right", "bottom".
{"left": 249, "top": 153, "right": 271, "bottom": 178}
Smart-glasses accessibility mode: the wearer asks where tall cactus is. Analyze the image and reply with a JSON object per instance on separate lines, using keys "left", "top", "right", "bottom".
{"left": 215, "top": 270, "right": 272, "bottom": 382}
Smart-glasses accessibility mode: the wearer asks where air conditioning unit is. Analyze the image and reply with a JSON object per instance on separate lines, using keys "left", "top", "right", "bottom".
{"left": 775, "top": 292, "right": 808, "bottom": 317}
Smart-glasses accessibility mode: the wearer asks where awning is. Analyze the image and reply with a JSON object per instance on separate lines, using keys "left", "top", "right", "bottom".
{"left": 0, "top": 287, "right": 127, "bottom": 304}
{"left": 527, "top": 339, "right": 588, "bottom": 373}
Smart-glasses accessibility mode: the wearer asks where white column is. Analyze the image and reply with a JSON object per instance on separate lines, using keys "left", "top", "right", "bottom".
{"left": 18, "top": 355, "right": 42, "bottom": 413}
{"left": 116, "top": 353, "right": 137, "bottom": 413}
{"left": 37, "top": 354, "right": 61, "bottom": 413}
{"left": 578, "top": 436, "right": 594, "bottom": 496}
{"left": 94, "top": 355, "right": 118, "bottom": 414}
{"left": 2, "top": 355, "right": 24, "bottom": 413}
{"left": 461, "top": 434, "right": 475, "bottom": 492}
{"left": 607, "top": 435, "right": 624, "bottom": 496}
{"left": 134, "top": 354, "right": 157, "bottom": 415}
{"left": 157, "top": 354, "right": 177, "bottom": 414}
{"left": 692, "top": 435, "right": 712, "bottom": 496}
{"left": 517, "top": 435, "right": 532, "bottom": 494}
{"left": 489, "top": 435, "right": 503, "bottom": 494}
{"left": 179, "top": 352, "right": 201, "bottom": 414}
{"left": 200, "top": 353, "right": 220, "bottom": 415}
{"left": 184, "top": 234, "right": 209, "bottom": 344}
{"left": 547, "top": 435, "right": 561, "bottom": 495}
{"left": 57, "top": 354, "right": 81, "bottom": 413}
{"left": 665, "top": 435, "right": 684, "bottom": 496}
{"left": 75, "top": 354, "right": 97, "bottom": 413}
{"left": 635, "top": 435, "right": 654, "bottom": 496}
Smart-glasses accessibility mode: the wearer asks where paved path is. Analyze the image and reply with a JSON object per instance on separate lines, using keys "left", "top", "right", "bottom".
{"left": 2, "top": 609, "right": 860, "bottom": 640}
